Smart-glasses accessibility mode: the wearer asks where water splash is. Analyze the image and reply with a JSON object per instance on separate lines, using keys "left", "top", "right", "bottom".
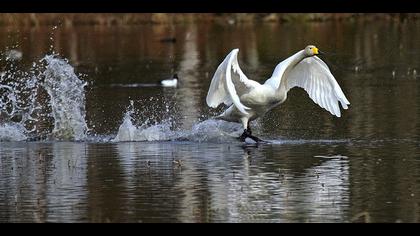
{"left": 2, "top": 50, "right": 243, "bottom": 143}
{"left": 0, "top": 54, "right": 88, "bottom": 141}
{"left": 3, "top": 49, "right": 23, "bottom": 62}
{"left": 0, "top": 123, "right": 27, "bottom": 141}
{"left": 184, "top": 119, "right": 243, "bottom": 142}
{"left": 1, "top": 57, "right": 41, "bottom": 141}
{"left": 41, "top": 55, "right": 88, "bottom": 140}
{"left": 113, "top": 100, "right": 176, "bottom": 142}
{"left": 113, "top": 101, "right": 243, "bottom": 143}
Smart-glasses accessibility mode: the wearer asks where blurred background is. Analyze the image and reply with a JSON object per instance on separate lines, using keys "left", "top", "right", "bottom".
{"left": 1, "top": 13, "right": 420, "bottom": 222}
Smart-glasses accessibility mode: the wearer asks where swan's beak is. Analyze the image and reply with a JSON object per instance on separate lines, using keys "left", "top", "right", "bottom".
{"left": 312, "top": 47, "right": 319, "bottom": 55}
{"left": 318, "top": 50, "right": 325, "bottom": 55}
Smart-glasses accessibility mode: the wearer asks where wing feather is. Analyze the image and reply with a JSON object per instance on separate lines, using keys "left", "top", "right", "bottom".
{"left": 282, "top": 56, "right": 350, "bottom": 117}
{"left": 206, "top": 49, "right": 260, "bottom": 115}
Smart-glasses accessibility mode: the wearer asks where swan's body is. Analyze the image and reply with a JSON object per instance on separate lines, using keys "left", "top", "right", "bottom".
{"left": 159, "top": 74, "right": 179, "bottom": 87}
{"left": 206, "top": 45, "right": 350, "bottom": 142}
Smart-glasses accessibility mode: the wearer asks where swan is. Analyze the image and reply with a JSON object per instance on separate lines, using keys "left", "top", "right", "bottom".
{"left": 159, "top": 73, "right": 179, "bottom": 87}
{"left": 206, "top": 45, "right": 350, "bottom": 142}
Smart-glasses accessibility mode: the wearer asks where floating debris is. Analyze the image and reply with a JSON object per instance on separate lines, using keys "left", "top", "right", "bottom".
{"left": 172, "top": 159, "right": 183, "bottom": 166}
{"left": 350, "top": 211, "right": 371, "bottom": 223}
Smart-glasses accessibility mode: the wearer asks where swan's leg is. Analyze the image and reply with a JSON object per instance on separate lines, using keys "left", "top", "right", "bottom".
{"left": 241, "top": 117, "right": 249, "bottom": 130}
{"left": 247, "top": 121, "right": 252, "bottom": 135}
{"left": 239, "top": 130, "right": 249, "bottom": 141}
{"left": 238, "top": 118, "right": 263, "bottom": 142}
{"left": 238, "top": 117, "right": 250, "bottom": 141}
{"left": 246, "top": 131, "right": 264, "bottom": 143}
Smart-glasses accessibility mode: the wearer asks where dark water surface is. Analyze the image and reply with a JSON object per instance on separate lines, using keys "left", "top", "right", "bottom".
{"left": 1, "top": 20, "right": 420, "bottom": 222}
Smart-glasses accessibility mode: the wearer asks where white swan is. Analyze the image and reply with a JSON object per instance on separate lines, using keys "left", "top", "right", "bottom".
{"left": 206, "top": 45, "right": 350, "bottom": 142}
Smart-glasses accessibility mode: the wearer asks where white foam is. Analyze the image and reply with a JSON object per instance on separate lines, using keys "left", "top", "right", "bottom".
{"left": 0, "top": 123, "right": 27, "bottom": 141}
{"left": 112, "top": 104, "right": 243, "bottom": 143}
{"left": 113, "top": 110, "right": 176, "bottom": 142}
{"left": 185, "top": 119, "right": 242, "bottom": 142}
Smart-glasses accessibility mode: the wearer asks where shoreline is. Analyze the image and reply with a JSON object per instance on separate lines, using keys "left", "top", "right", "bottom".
{"left": 0, "top": 13, "right": 418, "bottom": 27}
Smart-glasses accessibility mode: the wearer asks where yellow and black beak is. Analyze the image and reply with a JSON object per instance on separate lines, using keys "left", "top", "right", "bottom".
{"left": 312, "top": 47, "right": 325, "bottom": 55}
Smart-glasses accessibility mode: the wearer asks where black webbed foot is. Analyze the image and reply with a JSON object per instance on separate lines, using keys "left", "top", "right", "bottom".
{"left": 238, "top": 129, "right": 264, "bottom": 143}
{"left": 238, "top": 129, "right": 251, "bottom": 142}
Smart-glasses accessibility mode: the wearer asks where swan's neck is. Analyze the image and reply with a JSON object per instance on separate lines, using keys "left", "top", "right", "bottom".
{"left": 274, "top": 50, "right": 307, "bottom": 98}
{"left": 283, "top": 50, "right": 307, "bottom": 77}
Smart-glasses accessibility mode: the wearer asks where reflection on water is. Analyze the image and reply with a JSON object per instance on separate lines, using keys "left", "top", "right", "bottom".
{"left": 0, "top": 142, "right": 88, "bottom": 222}
{"left": 1, "top": 19, "right": 420, "bottom": 222}
{"left": 1, "top": 141, "right": 418, "bottom": 222}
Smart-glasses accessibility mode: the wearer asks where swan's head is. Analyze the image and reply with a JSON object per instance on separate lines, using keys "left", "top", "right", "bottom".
{"left": 304, "top": 45, "right": 320, "bottom": 56}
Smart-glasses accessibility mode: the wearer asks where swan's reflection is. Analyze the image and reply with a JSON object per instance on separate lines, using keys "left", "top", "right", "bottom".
{"left": 114, "top": 142, "right": 350, "bottom": 222}
{"left": 212, "top": 149, "right": 350, "bottom": 222}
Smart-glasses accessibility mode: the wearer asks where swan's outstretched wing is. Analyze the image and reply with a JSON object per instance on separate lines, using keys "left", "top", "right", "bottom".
{"left": 206, "top": 49, "right": 260, "bottom": 114}
{"left": 283, "top": 56, "right": 350, "bottom": 117}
